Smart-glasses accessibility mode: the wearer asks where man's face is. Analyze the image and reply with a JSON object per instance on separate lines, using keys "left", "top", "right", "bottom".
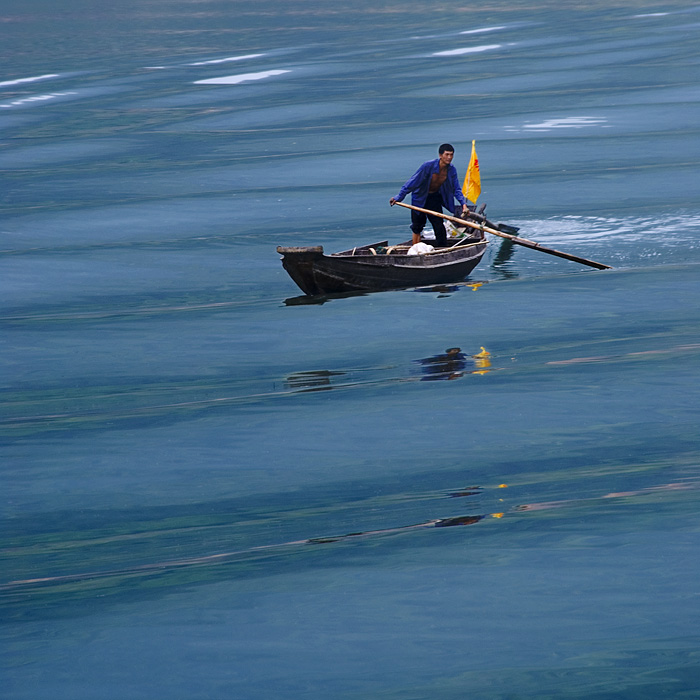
{"left": 439, "top": 150, "right": 454, "bottom": 166}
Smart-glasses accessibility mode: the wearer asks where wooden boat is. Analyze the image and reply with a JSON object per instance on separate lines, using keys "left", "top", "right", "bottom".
{"left": 277, "top": 234, "right": 487, "bottom": 296}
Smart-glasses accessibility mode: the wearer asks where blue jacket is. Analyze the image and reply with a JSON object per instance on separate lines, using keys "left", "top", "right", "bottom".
{"left": 394, "top": 158, "right": 466, "bottom": 214}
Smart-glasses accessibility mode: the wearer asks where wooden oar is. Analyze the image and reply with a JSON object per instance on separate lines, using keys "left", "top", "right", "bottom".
{"left": 394, "top": 202, "right": 612, "bottom": 270}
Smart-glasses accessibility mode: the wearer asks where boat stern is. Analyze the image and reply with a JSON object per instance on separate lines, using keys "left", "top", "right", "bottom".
{"left": 277, "top": 246, "right": 325, "bottom": 295}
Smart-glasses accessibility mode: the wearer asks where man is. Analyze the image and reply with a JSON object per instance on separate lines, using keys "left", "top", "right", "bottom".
{"left": 390, "top": 143, "right": 467, "bottom": 247}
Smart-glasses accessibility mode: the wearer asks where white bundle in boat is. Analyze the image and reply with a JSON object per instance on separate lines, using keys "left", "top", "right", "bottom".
{"left": 407, "top": 242, "right": 434, "bottom": 256}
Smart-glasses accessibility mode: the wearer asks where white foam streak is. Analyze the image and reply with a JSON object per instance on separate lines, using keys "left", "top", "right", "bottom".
{"left": 189, "top": 54, "right": 264, "bottom": 66}
{"left": 0, "top": 74, "right": 60, "bottom": 88}
{"left": 194, "top": 70, "right": 290, "bottom": 85}
{"left": 433, "top": 44, "right": 501, "bottom": 57}
{"left": 509, "top": 116, "right": 607, "bottom": 132}
{"left": 0, "top": 92, "right": 77, "bottom": 109}
{"left": 459, "top": 26, "right": 506, "bottom": 35}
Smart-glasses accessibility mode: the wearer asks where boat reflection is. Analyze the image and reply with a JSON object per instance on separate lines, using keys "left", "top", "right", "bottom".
{"left": 284, "top": 279, "right": 489, "bottom": 305}
{"left": 448, "top": 487, "right": 482, "bottom": 498}
{"left": 4, "top": 513, "right": 488, "bottom": 593}
{"left": 307, "top": 513, "right": 485, "bottom": 544}
{"left": 286, "top": 370, "right": 347, "bottom": 391}
{"left": 414, "top": 284, "right": 462, "bottom": 296}
{"left": 283, "top": 290, "right": 369, "bottom": 306}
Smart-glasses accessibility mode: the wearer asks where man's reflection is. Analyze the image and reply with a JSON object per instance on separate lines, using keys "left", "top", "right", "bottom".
{"left": 491, "top": 238, "right": 518, "bottom": 279}
{"left": 417, "top": 346, "right": 492, "bottom": 380}
{"left": 418, "top": 347, "right": 468, "bottom": 380}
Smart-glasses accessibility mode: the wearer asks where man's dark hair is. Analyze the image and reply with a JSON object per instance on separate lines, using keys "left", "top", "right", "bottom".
{"left": 439, "top": 143, "right": 455, "bottom": 154}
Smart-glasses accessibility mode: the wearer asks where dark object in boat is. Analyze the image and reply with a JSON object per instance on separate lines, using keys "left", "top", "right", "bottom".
{"left": 467, "top": 203, "right": 520, "bottom": 235}
{"left": 277, "top": 236, "right": 487, "bottom": 296}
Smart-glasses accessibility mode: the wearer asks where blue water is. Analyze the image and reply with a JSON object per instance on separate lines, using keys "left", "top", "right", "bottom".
{"left": 3, "top": 2, "right": 700, "bottom": 698}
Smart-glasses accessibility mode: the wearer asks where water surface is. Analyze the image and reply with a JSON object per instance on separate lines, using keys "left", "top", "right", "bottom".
{"left": 3, "top": 2, "right": 700, "bottom": 698}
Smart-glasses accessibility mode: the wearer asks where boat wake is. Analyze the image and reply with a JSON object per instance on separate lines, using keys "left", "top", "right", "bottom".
{"left": 518, "top": 211, "right": 700, "bottom": 246}
{"left": 503, "top": 211, "right": 700, "bottom": 270}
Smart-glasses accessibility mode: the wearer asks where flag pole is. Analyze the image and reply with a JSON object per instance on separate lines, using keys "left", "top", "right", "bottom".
{"left": 465, "top": 141, "right": 472, "bottom": 203}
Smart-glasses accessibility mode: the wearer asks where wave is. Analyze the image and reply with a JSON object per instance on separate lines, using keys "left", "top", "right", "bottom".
{"left": 432, "top": 44, "right": 501, "bottom": 57}
{"left": 459, "top": 26, "right": 507, "bottom": 35}
{"left": 194, "top": 69, "right": 291, "bottom": 85}
{"left": 188, "top": 54, "right": 265, "bottom": 66}
{"left": 0, "top": 91, "right": 77, "bottom": 109}
{"left": 0, "top": 73, "right": 59, "bottom": 89}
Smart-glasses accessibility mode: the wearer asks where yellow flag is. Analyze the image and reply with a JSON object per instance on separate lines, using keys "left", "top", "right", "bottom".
{"left": 462, "top": 140, "right": 481, "bottom": 203}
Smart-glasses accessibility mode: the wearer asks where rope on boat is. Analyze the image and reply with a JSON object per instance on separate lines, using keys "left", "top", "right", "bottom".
{"left": 422, "top": 239, "right": 487, "bottom": 255}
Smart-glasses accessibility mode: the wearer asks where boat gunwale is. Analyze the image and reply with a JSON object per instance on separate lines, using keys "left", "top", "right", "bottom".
{"left": 331, "top": 240, "right": 486, "bottom": 259}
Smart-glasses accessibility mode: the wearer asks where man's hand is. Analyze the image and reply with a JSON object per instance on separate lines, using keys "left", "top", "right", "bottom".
{"left": 389, "top": 198, "right": 397, "bottom": 206}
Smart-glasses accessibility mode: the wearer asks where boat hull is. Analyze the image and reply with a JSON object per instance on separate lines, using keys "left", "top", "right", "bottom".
{"left": 277, "top": 239, "right": 487, "bottom": 296}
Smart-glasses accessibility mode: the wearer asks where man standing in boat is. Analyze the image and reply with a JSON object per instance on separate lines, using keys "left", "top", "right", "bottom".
{"left": 389, "top": 143, "right": 467, "bottom": 247}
